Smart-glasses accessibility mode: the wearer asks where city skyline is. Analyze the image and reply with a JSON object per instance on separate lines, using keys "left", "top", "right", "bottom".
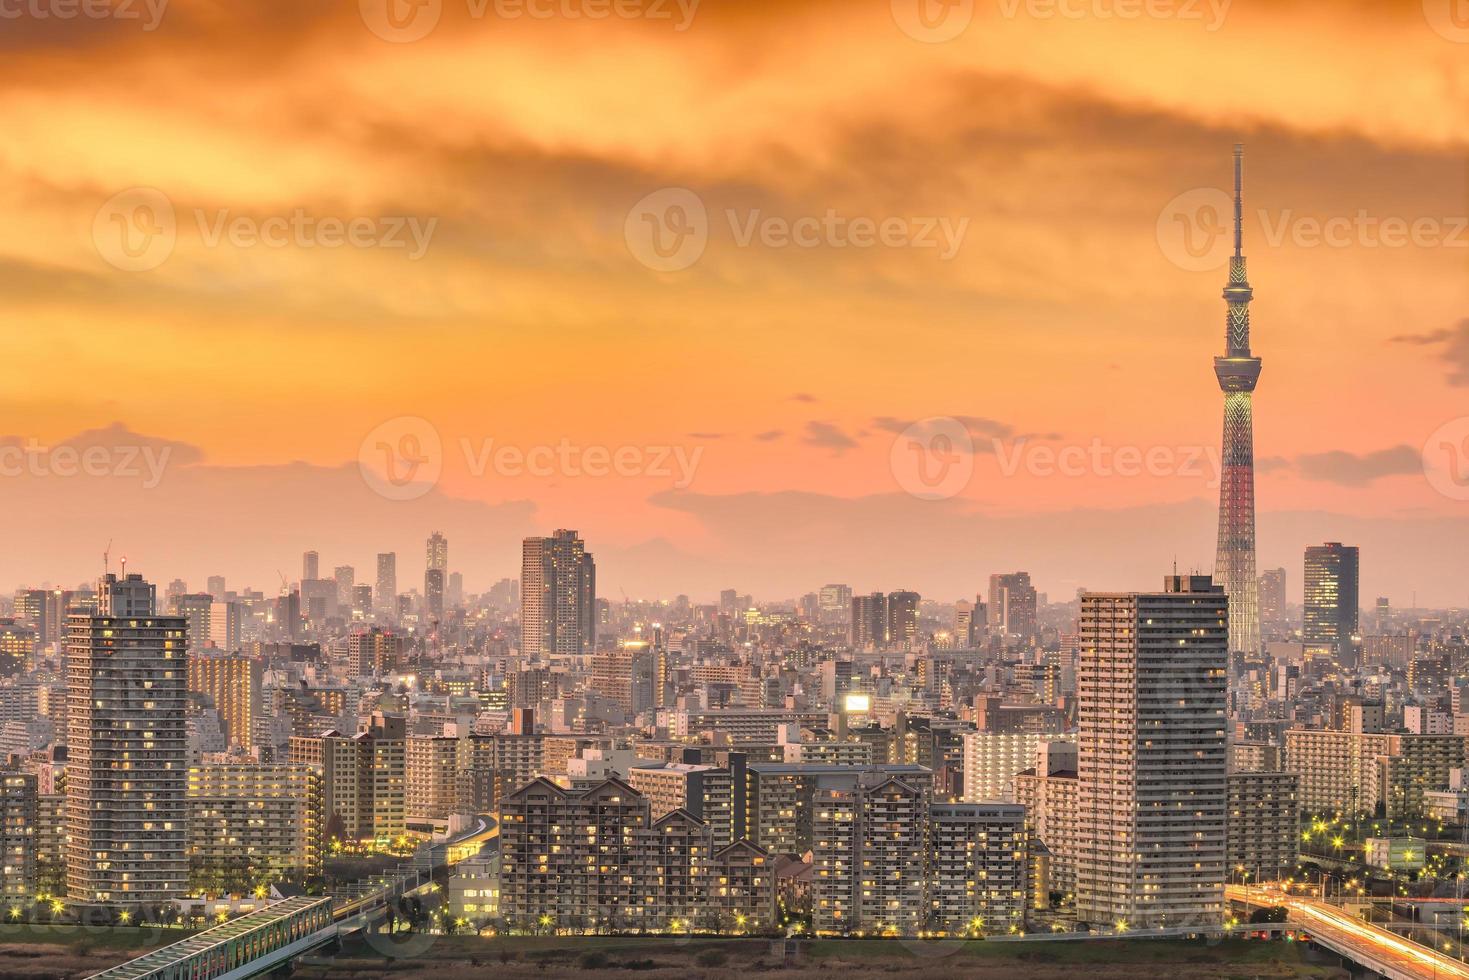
{"left": 1, "top": 2, "right": 1467, "bottom": 606}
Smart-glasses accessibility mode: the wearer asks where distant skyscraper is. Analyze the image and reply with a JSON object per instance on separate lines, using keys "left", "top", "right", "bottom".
{"left": 334, "top": 565, "right": 355, "bottom": 609}
{"left": 520, "top": 530, "right": 596, "bottom": 658}
{"left": 424, "top": 533, "right": 448, "bottom": 619}
{"left": 886, "top": 590, "right": 920, "bottom": 646}
{"left": 1304, "top": 543, "right": 1360, "bottom": 662}
{"left": 66, "top": 573, "right": 189, "bottom": 904}
{"left": 1259, "top": 567, "right": 1286, "bottom": 626}
{"left": 988, "top": 572, "right": 1037, "bottom": 641}
{"left": 1213, "top": 144, "right": 1262, "bottom": 656}
{"left": 1076, "top": 574, "right": 1228, "bottom": 931}
{"left": 206, "top": 575, "right": 226, "bottom": 600}
{"left": 171, "top": 592, "right": 213, "bottom": 652}
{"left": 302, "top": 550, "right": 319, "bottom": 583}
{"left": 209, "top": 599, "right": 242, "bottom": 652}
{"left": 424, "top": 569, "right": 444, "bottom": 620}
{"left": 376, "top": 552, "right": 397, "bottom": 613}
{"left": 849, "top": 593, "right": 886, "bottom": 648}
{"left": 818, "top": 584, "right": 853, "bottom": 625}
{"left": 426, "top": 531, "right": 448, "bottom": 574}
{"left": 188, "top": 652, "right": 262, "bottom": 749}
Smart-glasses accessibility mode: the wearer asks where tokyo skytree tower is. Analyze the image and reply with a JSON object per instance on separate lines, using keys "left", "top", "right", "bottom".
{"left": 1214, "top": 144, "right": 1262, "bottom": 655}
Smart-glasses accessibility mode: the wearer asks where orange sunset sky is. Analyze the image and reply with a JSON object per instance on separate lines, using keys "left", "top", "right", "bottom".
{"left": 2, "top": 0, "right": 1467, "bottom": 606}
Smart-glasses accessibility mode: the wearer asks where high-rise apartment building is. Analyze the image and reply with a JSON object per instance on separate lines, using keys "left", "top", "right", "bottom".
{"left": 426, "top": 531, "right": 448, "bottom": 574}
{"left": 406, "top": 735, "right": 464, "bottom": 822}
{"left": 520, "top": 530, "right": 596, "bottom": 658}
{"left": 208, "top": 600, "right": 241, "bottom": 652}
{"left": 1304, "top": 543, "right": 1360, "bottom": 662}
{"left": 591, "top": 640, "right": 656, "bottom": 717}
{"left": 187, "top": 762, "right": 322, "bottom": 882}
{"left": 498, "top": 777, "right": 775, "bottom": 932}
{"left": 849, "top": 593, "right": 886, "bottom": 648}
{"left": 66, "top": 573, "right": 189, "bottom": 905}
{"left": 187, "top": 653, "right": 263, "bottom": 749}
{"left": 1258, "top": 568, "right": 1286, "bottom": 626}
{"left": 0, "top": 773, "right": 37, "bottom": 902}
{"left": 1226, "top": 771, "right": 1298, "bottom": 881}
{"left": 302, "top": 551, "right": 319, "bottom": 583}
{"left": 171, "top": 592, "right": 214, "bottom": 652}
{"left": 376, "top": 553, "right": 397, "bottom": 614}
{"left": 333, "top": 566, "right": 355, "bottom": 609}
{"left": 885, "top": 591, "right": 920, "bottom": 647}
{"left": 962, "top": 730, "right": 1075, "bottom": 803}
{"left": 988, "top": 573, "right": 1037, "bottom": 641}
{"left": 424, "top": 569, "right": 444, "bottom": 620}
{"left": 289, "top": 715, "right": 405, "bottom": 844}
{"left": 818, "top": 584, "right": 852, "bottom": 625}
{"left": 1075, "top": 575, "right": 1228, "bottom": 931}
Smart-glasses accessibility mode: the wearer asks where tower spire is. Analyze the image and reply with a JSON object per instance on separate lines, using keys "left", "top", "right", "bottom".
{"left": 1233, "top": 142, "right": 1244, "bottom": 258}
{"left": 1214, "top": 143, "right": 1263, "bottom": 657}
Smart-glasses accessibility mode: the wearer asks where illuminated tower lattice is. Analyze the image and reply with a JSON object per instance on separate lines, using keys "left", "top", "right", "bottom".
{"left": 1214, "top": 144, "right": 1262, "bottom": 655}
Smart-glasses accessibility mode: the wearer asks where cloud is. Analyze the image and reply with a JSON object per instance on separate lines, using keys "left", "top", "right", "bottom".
{"left": 1293, "top": 446, "right": 1422, "bottom": 487}
{"left": 873, "top": 415, "right": 1017, "bottom": 441}
{"left": 802, "top": 421, "right": 859, "bottom": 453}
{"left": 1391, "top": 320, "right": 1469, "bottom": 387}
{"left": 753, "top": 430, "right": 784, "bottom": 441}
{"left": 790, "top": 393, "right": 818, "bottom": 403}
{"left": 687, "top": 432, "right": 725, "bottom": 440}
{"left": 1257, "top": 455, "right": 1293, "bottom": 474}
